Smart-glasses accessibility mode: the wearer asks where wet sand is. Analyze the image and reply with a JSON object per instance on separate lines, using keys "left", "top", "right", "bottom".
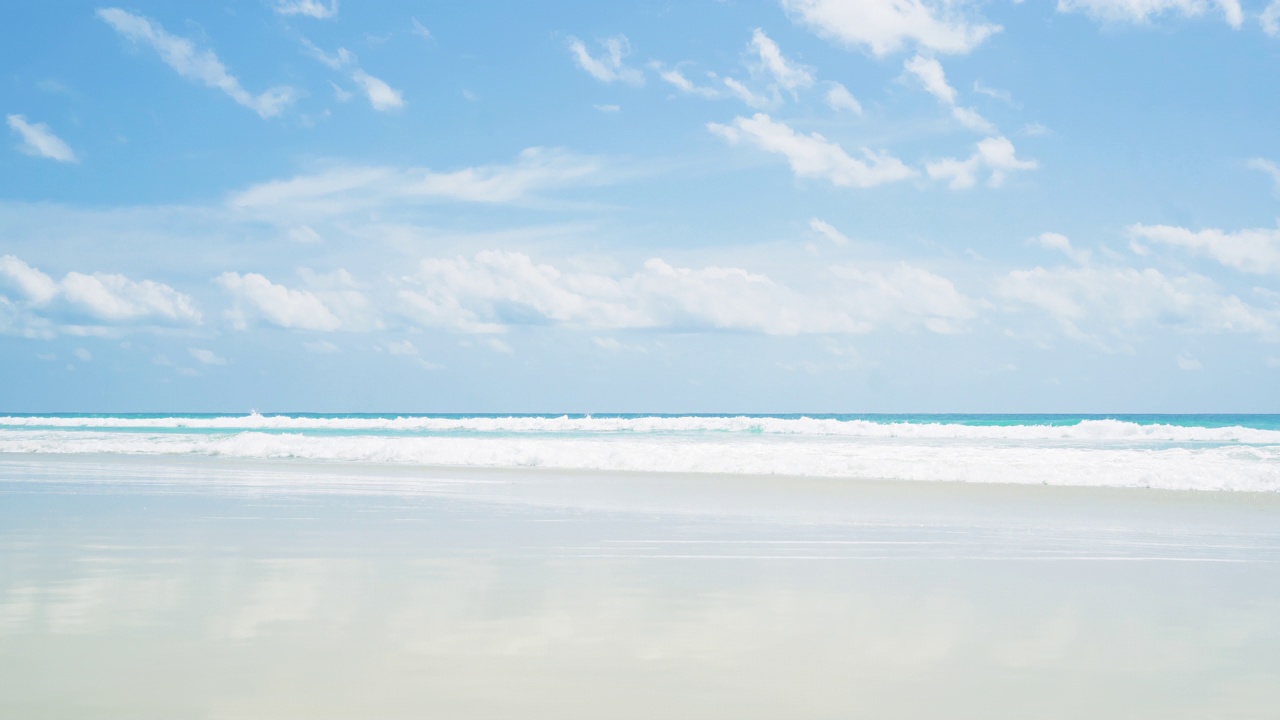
{"left": 2, "top": 454, "right": 1279, "bottom": 719}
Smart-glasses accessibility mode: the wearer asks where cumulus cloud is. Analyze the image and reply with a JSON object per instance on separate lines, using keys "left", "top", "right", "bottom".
{"left": 708, "top": 113, "right": 916, "bottom": 188}
{"left": 216, "top": 272, "right": 343, "bottom": 331}
{"left": 273, "top": 0, "right": 338, "bottom": 19}
{"left": 229, "top": 147, "right": 604, "bottom": 220}
{"left": 926, "top": 136, "right": 1037, "bottom": 189}
{"left": 0, "top": 255, "right": 201, "bottom": 329}
{"left": 6, "top": 115, "right": 76, "bottom": 162}
{"left": 750, "top": 28, "right": 815, "bottom": 93}
{"left": 996, "top": 264, "right": 1277, "bottom": 344}
{"left": 1265, "top": 1, "right": 1280, "bottom": 35}
{"left": 782, "top": 0, "right": 1001, "bottom": 56}
{"left": 568, "top": 35, "right": 644, "bottom": 85}
{"left": 824, "top": 82, "right": 862, "bottom": 114}
{"left": 396, "top": 250, "right": 973, "bottom": 336}
{"left": 1129, "top": 224, "right": 1280, "bottom": 274}
{"left": 97, "top": 8, "right": 297, "bottom": 118}
{"left": 1057, "top": 0, "right": 1243, "bottom": 28}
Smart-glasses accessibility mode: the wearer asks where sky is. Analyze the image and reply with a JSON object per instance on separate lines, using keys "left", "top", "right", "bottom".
{"left": 2, "top": 0, "right": 1280, "bottom": 413}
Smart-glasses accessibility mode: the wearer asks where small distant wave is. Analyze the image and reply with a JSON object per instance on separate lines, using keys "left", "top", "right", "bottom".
{"left": 1, "top": 430, "right": 1278, "bottom": 492}
{"left": 1, "top": 414, "right": 1280, "bottom": 444}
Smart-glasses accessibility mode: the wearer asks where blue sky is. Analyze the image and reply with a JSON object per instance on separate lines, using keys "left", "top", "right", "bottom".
{"left": 2, "top": 0, "right": 1280, "bottom": 412}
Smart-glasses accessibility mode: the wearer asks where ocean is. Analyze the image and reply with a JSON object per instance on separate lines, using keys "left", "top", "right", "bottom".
{"left": 2, "top": 412, "right": 1278, "bottom": 491}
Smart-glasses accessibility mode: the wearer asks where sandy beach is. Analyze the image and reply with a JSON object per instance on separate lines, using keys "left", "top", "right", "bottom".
{"left": 3, "top": 454, "right": 1278, "bottom": 719}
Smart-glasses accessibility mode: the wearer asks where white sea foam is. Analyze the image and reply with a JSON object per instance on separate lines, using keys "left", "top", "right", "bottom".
{"left": 1, "top": 414, "right": 1279, "bottom": 443}
{"left": 1, "top": 429, "right": 1278, "bottom": 492}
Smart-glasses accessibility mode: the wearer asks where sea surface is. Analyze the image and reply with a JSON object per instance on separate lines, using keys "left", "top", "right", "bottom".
{"left": 2, "top": 412, "right": 1279, "bottom": 491}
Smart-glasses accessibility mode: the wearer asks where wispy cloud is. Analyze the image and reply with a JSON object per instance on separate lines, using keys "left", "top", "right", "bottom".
{"left": 927, "top": 136, "right": 1036, "bottom": 189}
{"left": 97, "top": 8, "right": 297, "bottom": 118}
{"left": 904, "top": 55, "right": 994, "bottom": 133}
{"left": 1247, "top": 157, "right": 1280, "bottom": 197}
{"left": 810, "top": 218, "right": 851, "bottom": 246}
{"left": 6, "top": 114, "right": 76, "bottom": 162}
{"left": 709, "top": 113, "right": 916, "bottom": 188}
{"left": 824, "top": 82, "right": 862, "bottom": 114}
{"left": 229, "top": 147, "right": 606, "bottom": 219}
{"left": 783, "top": 0, "right": 1001, "bottom": 56}
{"left": 1057, "top": 0, "right": 1243, "bottom": 28}
{"left": 749, "top": 28, "right": 814, "bottom": 94}
{"left": 272, "top": 0, "right": 338, "bottom": 19}
{"left": 568, "top": 35, "right": 644, "bottom": 85}
{"left": 410, "top": 17, "right": 432, "bottom": 41}
{"left": 299, "top": 39, "right": 404, "bottom": 111}
{"left": 351, "top": 69, "right": 405, "bottom": 111}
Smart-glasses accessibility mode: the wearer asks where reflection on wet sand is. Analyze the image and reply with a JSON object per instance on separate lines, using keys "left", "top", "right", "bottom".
{"left": 2, "top": 455, "right": 1279, "bottom": 719}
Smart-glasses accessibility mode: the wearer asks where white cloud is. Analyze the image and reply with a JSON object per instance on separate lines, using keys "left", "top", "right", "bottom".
{"left": 304, "top": 340, "right": 340, "bottom": 353}
{"left": 1265, "top": 1, "right": 1280, "bottom": 35}
{"left": 0, "top": 255, "right": 201, "bottom": 327}
{"left": 1129, "top": 223, "right": 1280, "bottom": 274}
{"left": 708, "top": 113, "right": 916, "bottom": 188}
{"left": 973, "top": 81, "right": 1015, "bottom": 105}
{"left": 97, "top": 8, "right": 297, "bottom": 119}
{"left": 411, "top": 18, "right": 432, "bottom": 41}
{"left": 229, "top": 147, "right": 604, "bottom": 219}
{"left": 721, "top": 76, "right": 774, "bottom": 108}
{"left": 216, "top": 272, "right": 343, "bottom": 331}
{"left": 567, "top": 35, "right": 644, "bottom": 85}
{"left": 750, "top": 28, "right": 815, "bottom": 93}
{"left": 949, "top": 106, "right": 995, "bottom": 133}
{"left": 1176, "top": 352, "right": 1202, "bottom": 370}
{"left": 288, "top": 225, "right": 323, "bottom": 243}
{"left": 408, "top": 147, "right": 602, "bottom": 203}
{"left": 1057, "top": 0, "right": 1243, "bottom": 28}
{"left": 782, "top": 0, "right": 1001, "bottom": 56}
{"left": 273, "top": 0, "right": 338, "bottom": 19}
{"left": 299, "top": 39, "right": 403, "bottom": 111}
{"left": 904, "top": 55, "right": 956, "bottom": 104}
{"left": 385, "top": 339, "right": 418, "bottom": 355}
{"left": 926, "top": 136, "right": 1037, "bottom": 189}
{"left": 595, "top": 104, "right": 621, "bottom": 112}
{"left": 351, "top": 69, "right": 405, "bottom": 111}
{"left": 73, "top": 347, "right": 92, "bottom": 362}
{"left": 1032, "top": 232, "right": 1091, "bottom": 264}
{"left": 6, "top": 115, "right": 76, "bottom": 162}
{"left": 996, "top": 264, "right": 1277, "bottom": 343}
{"left": 397, "top": 250, "right": 973, "bottom": 336}
{"left": 810, "top": 218, "right": 851, "bottom": 245}
{"left": 189, "top": 347, "right": 227, "bottom": 365}
{"left": 655, "top": 65, "right": 723, "bottom": 98}
{"left": 1247, "top": 157, "right": 1280, "bottom": 196}
{"left": 1022, "top": 122, "right": 1052, "bottom": 136}
{"left": 903, "top": 55, "right": 993, "bottom": 133}
{"left": 825, "top": 82, "right": 862, "bottom": 114}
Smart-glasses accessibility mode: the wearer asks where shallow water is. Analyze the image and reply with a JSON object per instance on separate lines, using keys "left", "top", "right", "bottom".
{"left": 2, "top": 455, "right": 1279, "bottom": 719}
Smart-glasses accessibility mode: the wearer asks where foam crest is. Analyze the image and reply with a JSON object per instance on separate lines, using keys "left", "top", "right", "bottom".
{"left": 1, "top": 414, "right": 1279, "bottom": 443}
{"left": 1, "top": 430, "right": 1277, "bottom": 492}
